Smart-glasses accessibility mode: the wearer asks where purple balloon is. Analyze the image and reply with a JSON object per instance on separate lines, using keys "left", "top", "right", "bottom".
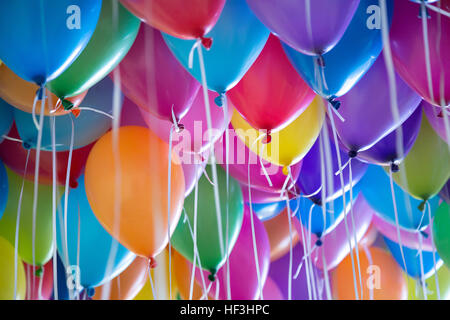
{"left": 357, "top": 106, "right": 422, "bottom": 168}
{"left": 246, "top": 0, "right": 359, "bottom": 56}
{"left": 423, "top": 100, "right": 450, "bottom": 145}
{"left": 332, "top": 54, "right": 422, "bottom": 154}
{"left": 439, "top": 180, "right": 450, "bottom": 204}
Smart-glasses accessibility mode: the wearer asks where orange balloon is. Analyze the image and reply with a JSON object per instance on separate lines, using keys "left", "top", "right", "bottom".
{"left": 0, "top": 63, "right": 86, "bottom": 116}
{"left": 173, "top": 250, "right": 206, "bottom": 300}
{"left": 85, "top": 126, "right": 185, "bottom": 259}
{"left": 263, "top": 209, "right": 299, "bottom": 261}
{"left": 93, "top": 257, "right": 148, "bottom": 300}
{"left": 332, "top": 247, "right": 407, "bottom": 300}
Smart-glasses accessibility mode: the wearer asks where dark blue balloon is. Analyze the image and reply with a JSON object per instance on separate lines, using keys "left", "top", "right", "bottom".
{"left": 0, "top": 98, "right": 13, "bottom": 144}
{"left": 0, "top": 160, "right": 8, "bottom": 220}
{"left": 52, "top": 254, "right": 71, "bottom": 300}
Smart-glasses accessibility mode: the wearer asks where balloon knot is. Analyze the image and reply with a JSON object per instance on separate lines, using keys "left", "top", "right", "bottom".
{"left": 71, "top": 108, "right": 81, "bottom": 118}
{"left": 328, "top": 98, "right": 341, "bottom": 110}
{"left": 23, "top": 141, "right": 32, "bottom": 150}
{"left": 35, "top": 266, "right": 43, "bottom": 277}
{"left": 200, "top": 36, "right": 213, "bottom": 50}
{"left": 418, "top": 5, "right": 431, "bottom": 19}
{"left": 418, "top": 200, "right": 426, "bottom": 212}
{"left": 62, "top": 98, "right": 74, "bottom": 111}
{"left": 312, "top": 198, "right": 322, "bottom": 206}
{"left": 69, "top": 180, "right": 78, "bottom": 189}
{"left": 208, "top": 270, "right": 217, "bottom": 282}
{"left": 420, "top": 230, "right": 429, "bottom": 238}
{"left": 149, "top": 257, "right": 157, "bottom": 269}
{"left": 348, "top": 150, "right": 358, "bottom": 158}
{"left": 214, "top": 93, "right": 225, "bottom": 107}
{"left": 437, "top": 110, "right": 443, "bottom": 118}
{"left": 390, "top": 162, "right": 399, "bottom": 173}
{"left": 175, "top": 123, "right": 185, "bottom": 133}
{"left": 86, "top": 287, "right": 95, "bottom": 298}
{"left": 315, "top": 55, "right": 325, "bottom": 67}
{"left": 315, "top": 239, "right": 323, "bottom": 247}
{"left": 36, "top": 86, "right": 46, "bottom": 101}
{"left": 262, "top": 130, "right": 272, "bottom": 144}
{"left": 282, "top": 166, "right": 289, "bottom": 176}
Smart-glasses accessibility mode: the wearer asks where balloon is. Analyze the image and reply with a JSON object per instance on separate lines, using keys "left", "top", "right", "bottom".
{"left": 250, "top": 201, "right": 287, "bottom": 222}
{"left": 408, "top": 265, "right": 450, "bottom": 300}
{"left": 242, "top": 185, "right": 294, "bottom": 204}
{"left": 0, "top": 124, "right": 93, "bottom": 188}
{"left": 247, "top": 0, "right": 359, "bottom": 56}
{"left": 14, "top": 77, "right": 117, "bottom": 151}
{"left": 56, "top": 175, "right": 135, "bottom": 289}
{"left": 283, "top": 0, "right": 393, "bottom": 99}
{"left": 0, "top": 168, "right": 61, "bottom": 265}
{"left": 423, "top": 101, "right": 450, "bottom": 145}
{"left": 263, "top": 209, "right": 300, "bottom": 262}
{"left": 0, "top": 98, "right": 13, "bottom": 143}
{"left": 85, "top": 126, "right": 185, "bottom": 260}
{"left": 262, "top": 277, "right": 283, "bottom": 300}
{"left": 332, "top": 246, "right": 407, "bottom": 299}
{"left": 173, "top": 250, "right": 205, "bottom": 300}
{"left": 433, "top": 202, "right": 450, "bottom": 268}
{"left": 47, "top": 1, "right": 140, "bottom": 99}
{"left": 232, "top": 96, "right": 325, "bottom": 168}
{"left": 390, "top": 113, "right": 450, "bottom": 200}
{"left": 93, "top": 256, "right": 148, "bottom": 300}
{"left": 361, "top": 165, "right": 440, "bottom": 230}
{"left": 53, "top": 254, "right": 70, "bottom": 300}
{"left": 0, "top": 1, "right": 102, "bottom": 84}
{"left": 162, "top": 0, "right": 269, "bottom": 94}
{"left": 390, "top": 0, "right": 450, "bottom": 106}
{"left": 384, "top": 237, "right": 443, "bottom": 280}
{"left": 113, "top": 24, "right": 200, "bottom": 123}
{"left": 228, "top": 34, "right": 315, "bottom": 132}
{"left": 24, "top": 259, "right": 53, "bottom": 300}
{"left": 171, "top": 164, "right": 243, "bottom": 276}
{"left": 119, "top": 0, "right": 225, "bottom": 41}
{"left": 0, "top": 236, "right": 26, "bottom": 300}
{"left": 357, "top": 106, "right": 422, "bottom": 168}
{"left": 440, "top": 180, "right": 450, "bottom": 204}
{"left": 330, "top": 54, "right": 422, "bottom": 154}
{"left": 0, "top": 160, "right": 7, "bottom": 220}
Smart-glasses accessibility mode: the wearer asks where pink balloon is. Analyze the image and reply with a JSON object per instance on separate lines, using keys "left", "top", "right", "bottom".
{"left": 113, "top": 24, "right": 200, "bottom": 123}
{"left": 24, "top": 260, "right": 53, "bottom": 300}
{"left": 423, "top": 101, "right": 449, "bottom": 145}
{"left": 262, "top": 277, "right": 283, "bottom": 300}
{"left": 120, "top": 96, "right": 147, "bottom": 127}
{"left": 294, "top": 195, "right": 374, "bottom": 270}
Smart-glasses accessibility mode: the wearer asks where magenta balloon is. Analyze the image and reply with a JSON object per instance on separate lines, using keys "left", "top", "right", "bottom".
{"left": 120, "top": 96, "right": 147, "bottom": 127}
{"left": 242, "top": 184, "right": 290, "bottom": 203}
{"left": 262, "top": 277, "right": 283, "bottom": 300}
{"left": 423, "top": 101, "right": 449, "bottom": 145}
{"left": 113, "top": 24, "right": 200, "bottom": 123}
{"left": 246, "top": 0, "right": 359, "bottom": 56}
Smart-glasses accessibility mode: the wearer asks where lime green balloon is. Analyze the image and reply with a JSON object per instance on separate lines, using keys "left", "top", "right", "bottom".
{"left": 0, "top": 236, "right": 26, "bottom": 300}
{"left": 391, "top": 113, "right": 450, "bottom": 200}
{"left": 407, "top": 265, "right": 450, "bottom": 300}
{"left": 0, "top": 168, "right": 62, "bottom": 265}
{"left": 433, "top": 202, "right": 450, "bottom": 268}
{"left": 171, "top": 165, "right": 244, "bottom": 277}
{"left": 47, "top": 1, "right": 140, "bottom": 99}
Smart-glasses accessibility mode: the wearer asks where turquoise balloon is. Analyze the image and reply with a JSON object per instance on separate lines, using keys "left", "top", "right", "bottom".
{"left": 0, "top": 98, "right": 13, "bottom": 144}
{"left": 283, "top": 0, "right": 393, "bottom": 100}
{"left": 56, "top": 174, "right": 135, "bottom": 289}
{"left": 0, "top": 160, "right": 8, "bottom": 220}
{"left": 13, "top": 77, "right": 119, "bottom": 151}
{"left": 361, "top": 165, "right": 440, "bottom": 230}
{"left": 162, "top": 0, "right": 269, "bottom": 94}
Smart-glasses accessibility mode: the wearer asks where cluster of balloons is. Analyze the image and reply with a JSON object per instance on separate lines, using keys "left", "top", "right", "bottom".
{"left": 0, "top": 0, "right": 449, "bottom": 301}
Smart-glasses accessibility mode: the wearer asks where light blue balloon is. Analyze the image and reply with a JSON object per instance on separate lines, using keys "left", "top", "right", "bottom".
{"left": 384, "top": 236, "right": 442, "bottom": 279}
{"left": 361, "top": 165, "right": 440, "bottom": 230}
{"left": 283, "top": 0, "right": 393, "bottom": 100}
{"left": 249, "top": 197, "right": 301, "bottom": 221}
{"left": 0, "top": 98, "right": 14, "bottom": 144}
{"left": 13, "top": 77, "right": 119, "bottom": 151}
{"left": 0, "top": 0, "right": 102, "bottom": 85}
{"left": 162, "top": 0, "right": 269, "bottom": 94}
{"left": 56, "top": 174, "right": 135, "bottom": 289}
{"left": 0, "top": 160, "right": 8, "bottom": 220}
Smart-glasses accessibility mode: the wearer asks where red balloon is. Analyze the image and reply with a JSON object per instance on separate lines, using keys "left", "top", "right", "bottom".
{"left": 24, "top": 259, "right": 53, "bottom": 300}
{"left": 119, "top": 0, "right": 225, "bottom": 45}
{"left": 228, "top": 34, "right": 315, "bottom": 132}
{"left": 0, "top": 124, "right": 93, "bottom": 188}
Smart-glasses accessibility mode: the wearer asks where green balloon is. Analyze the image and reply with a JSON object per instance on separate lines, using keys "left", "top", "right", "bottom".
{"left": 0, "top": 168, "right": 62, "bottom": 265}
{"left": 407, "top": 265, "right": 450, "bottom": 300}
{"left": 47, "top": 1, "right": 140, "bottom": 99}
{"left": 433, "top": 202, "right": 450, "bottom": 268}
{"left": 391, "top": 113, "right": 450, "bottom": 200}
{"left": 171, "top": 165, "right": 244, "bottom": 278}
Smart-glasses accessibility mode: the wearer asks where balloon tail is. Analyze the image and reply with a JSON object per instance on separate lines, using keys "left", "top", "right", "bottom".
{"left": 147, "top": 260, "right": 157, "bottom": 300}
{"left": 223, "top": 97, "right": 231, "bottom": 301}
{"left": 166, "top": 126, "right": 175, "bottom": 300}
{"left": 426, "top": 201, "right": 441, "bottom": 300}
{"left": 307, "top": 203, "right": 318, "bottom": 300}
{"left": 418, "top": 232, "right": 428, "bottom": 300}
{"left": 321, "top": 249, "right": 332, "bottom": 300}
{"left": 76, "top": 204, "right": 81, "bottom": 300}
{"left": 75, "top": 107, "right": 114, "bottom": 119}
{"left": 188, "top": 164, "right": 200, "bottom": 300}
{"left": 50, "top": 111, "right": 58, "bottom": 300}
{"left": 38, "top": 265, "right": 44, "bottom": 300}
{"left": 297, "top": 208, "right": 313, "bottom": 300}
{"left": 284, "top": 189, "right": 293, "bottom": 301}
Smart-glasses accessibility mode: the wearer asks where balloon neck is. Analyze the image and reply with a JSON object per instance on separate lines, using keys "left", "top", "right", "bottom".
{"left": 315, "top": 54, "right": 325, "bottom": 67}
{"left": 61, "top": 98, "right": 74, "bottom": 111}
{"left": 418, "top": 200, "right": 426, "bottom": 212}
{"left": 282, "top": 166, "right": 289, "bottom": 176}
{"left": 35, "top": 266, "right": 43, "bottom": 277}
{"left": 315, "top": 239, "right": 323, "bottom": 247}
{"left": 312, "top": 198, "right": 322, "bottom": 207}
{"left": 420, "top": 230, "right": 429, "bottom": 238}
{"left": 214, "top": 93, "right": 226, "bottom": 107}
{"left": 208, "top": 271, "right": 216, "bottom": 282}
{"left": 328, "top": 98, "right": 341, "bottom": 111}
{"left": 437, "top": 110, "right": 443, "bottom": 118}
{"left": 149, "top": 257, "right": 157, "bottom": 269}
{"left": 36, "top": 86, "right": 46, "bottom": 101}
{"left": 69, "top": 179, "right": 78, "bottom": 189}
{"left": 348, "top": 150, "right": 358, "bottom": 159}
{"left": 200, "top": 36, "right": 213, "bottom": 50}
{"left": 23, "top": 141, "right": 32, "bottom": 150}
{"left": 86, "top": 287, "right": 95, "bottom": 298}
{"left": 262, "top": 130, "right": 272, "bottom": 144}
{"left": 390, "top": 162, "right": 399, "bottom": 173}
{"left": 418, "top": 4, "right": 431, "bottom": 19}
{"left": 174, "top": 122, "right": 185, "bottom": 133}
{"left": 71, "top": 108, "right": 81, "bottom": 118}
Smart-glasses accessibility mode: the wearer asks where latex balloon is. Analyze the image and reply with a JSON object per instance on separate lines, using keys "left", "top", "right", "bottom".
{"left": 0, "top": 236, "right": 26, "bottom": 300}
{"left": 52, "top": 254, "right": 70, "bottom": 300}
{"left": 332, "top": 246, "right": 407, "bottom": 300}
{"left": 171, "top": 164, "right": 243, "bottom": 276}
{"left": 0, "top": 124, "right": 93, "bottom": 188}
{"left": 163, "top": 0, "right": 269, "bottom": 94}
{"left": 56, "top": 175, "right": 135, "bottom": 289}
{"left": 232, "top": 96, "right": 325, "bottom": 168}
{"left": 423, "top": 101, "right": 450, "bottom": 145}
{"left": 247, "top": 0, "right": 359, "bottom": 56}
{"left": 250, "top": 201, "right": 287, "bottom": 222}
{"left": 85, "top": 126, "right": 185, "bottom": 260}
{"left": 390, "top": 114, "right": 450, "bottom": 200}
{"left": 113, "top": 24, "right": 200, "bottom": 123}
{"left": 0, "top": 1, "right": 102, "bottom": 84}
{"left": 408, "top": 265, "right": 450, "bottom": 300}
{"left": 0, "top": 168, "right": 61, "bottom": 265}
{"left": 242, "top": 185, "right": 295, "bottom": 204}
{"left": 358, "top": 106, "right": 422, "bottom": 168}
{"left": 173, "top": 250, "right": 205, "bottom": 300}
{"left": 0, "top": 160, "right": 7, "bottom": 220}
{"left": 228, "top": 34, "right": 315, "bottom": 132}
{"left": 24, "top": 259, "right": 53, "bottom": 300}
{"left": 361, "top": 165, "right": 440, "bottom": 230}
{"left": 440, "top": 180, "right": 450, "bottom": 204}
{"left": 384, "top": 237, "right": 443, "bottom": 280}
{"left": 331, "top": 54, "right": 422, "bottom": 154}
{"left": 390, "top": 0, "right": 450, "bottom": 106}
{"left": 0, "top": 64, "right": 86, "bottom": 116}
{"left": 283, "top": 0, "right": 393, "bottom": 100}
{"left": 94, "top": 256, "right": 148, "bottom": 300}
{"left": 0, "top": 98, "right": 13, "bottom": 143}
{"left": 47, "top": 1, "right": 140, "bottom": 99}
{"left": 14, "top": 77, "right": 117, "bottom": 151}
{"left": 262, "top": 277, "right": 283, "bottom": 300}
{"left": 433, "top": 202, "right": 450, "bottom": 268}
{"left": 119, "top": 0, "right": 225, "bottom": 41}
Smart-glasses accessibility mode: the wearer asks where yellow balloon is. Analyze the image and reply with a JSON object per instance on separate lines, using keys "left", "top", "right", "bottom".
{"left": 0, "top": 236, "right": 26, "bottom": 300}
{"left": 407, "top": 265, "right": 450, "bottom": 300}
{"left": 231, "top": 96, "right": 325, "bottom": 169}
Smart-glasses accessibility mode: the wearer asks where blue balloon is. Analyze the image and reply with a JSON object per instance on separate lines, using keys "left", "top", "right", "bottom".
{"left": 283, "top": 0, "right": 393, "bottom": 100}
{"left": 0, "top": 98, "right": 13, "bottom": 144}
{"left": 56, "top": 174, "right": 135, "bottom": 289}
{"left": 0, "top": 160, "right": 8, "bottom": 220}
{"left": 0, "top": 0, "right": 102, "bottom": 85}
{"left": 384, "top": 236, "right": 442, "bottom": 279}
{"left": 360, "top": 165, "right": 440, "bottom": 230}
{"left": 249, "top": 197, "right": 301, "bottom": 221}
{"left": 13, "top": 77, "right": 118, "bottom": 151}
{"left": 162, "top": 0, "right": 269, "bottom": 95}
{"left": 52, "top": 254, "right": 71, "bottom": 300}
